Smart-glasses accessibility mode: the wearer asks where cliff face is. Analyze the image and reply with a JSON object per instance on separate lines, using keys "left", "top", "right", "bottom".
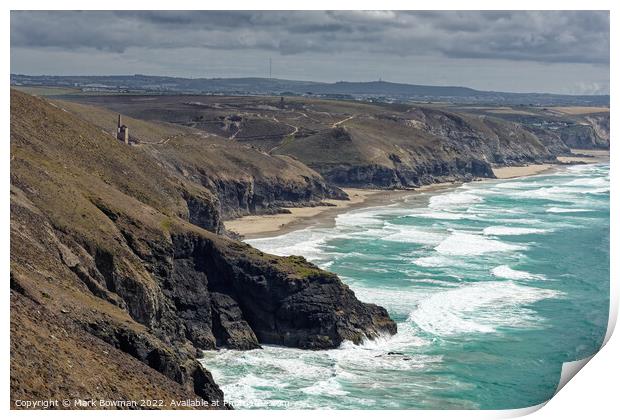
{"left": 10, "top": 90, "right": 396, "bottom": 407}
{"left": 275, "top": 108, "right": 555, "bottom": 188}
{"left": 558, "top": 114, "right": 610, "bottom": 149}
{"left": 469, "top": 109, "right": 610, "bottom": 152}
{"left": 139, "top": 139, "right": 346, "bottom": 220}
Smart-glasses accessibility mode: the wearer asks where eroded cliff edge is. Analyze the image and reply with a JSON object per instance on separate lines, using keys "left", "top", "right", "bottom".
{"left": 10, "top": 90, "right": 396, "bottom": 408}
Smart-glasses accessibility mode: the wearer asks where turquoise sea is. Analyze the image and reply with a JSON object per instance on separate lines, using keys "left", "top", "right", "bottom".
{"left": 201, "top": 163, "right": 610, "bottom": 409}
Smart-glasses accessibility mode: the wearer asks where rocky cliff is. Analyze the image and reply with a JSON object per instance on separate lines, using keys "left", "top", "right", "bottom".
{"left": 139, "top": 138, "right": 346, "bottom": 220}
{"left": 10, "top": 90, "right": 396, "bottom": 408}
{"left": 558, "top": 113, "right": 610, "bottom": 149}
{"left": 275, "top": 107, "right": 556, "bottom": 188}
{"left": 465, "top": 108, "right": 610, "bottom": 153}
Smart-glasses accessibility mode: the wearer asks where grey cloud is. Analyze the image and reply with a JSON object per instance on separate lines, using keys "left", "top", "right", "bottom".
{"left": 10, "top": 10, "right": 609, "bottom": 64}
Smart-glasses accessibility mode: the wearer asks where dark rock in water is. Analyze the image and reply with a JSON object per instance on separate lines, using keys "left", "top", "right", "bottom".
{"left": 376, "top": 351, "right": 411, "bottom": 361}
{"left": 171, "top": 234, "right": 397, "bottom": 350}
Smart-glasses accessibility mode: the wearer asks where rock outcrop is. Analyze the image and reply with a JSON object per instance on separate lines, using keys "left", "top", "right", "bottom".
{"left": 149, "top": 144, "right": 347, "bottom": 220}
{"left": 558, "top": 116, "right": 610, "bottom": 149}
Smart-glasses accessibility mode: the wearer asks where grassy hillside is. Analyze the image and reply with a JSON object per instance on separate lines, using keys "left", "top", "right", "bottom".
{"left": 52, "top": 97, "right": 345, "bottom": 219}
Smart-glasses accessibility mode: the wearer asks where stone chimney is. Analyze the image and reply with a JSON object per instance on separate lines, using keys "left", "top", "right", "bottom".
{"left": 116, "top": 114, "right": 129, "bottom": 144}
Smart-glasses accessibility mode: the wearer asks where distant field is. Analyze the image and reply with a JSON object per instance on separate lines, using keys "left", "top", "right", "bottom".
{"left": 549, "top": 106, "right": 609, "bottom": 115}
{"left": 12, "top": 85, "right": 82, "bottom": 96}
{"left": 485, "top": 108, "right": 537, "bottom": 116}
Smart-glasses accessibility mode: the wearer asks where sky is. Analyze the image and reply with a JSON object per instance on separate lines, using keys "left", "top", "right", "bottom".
{"left": 10, "top": 10, "right": 610, "bottom": 95}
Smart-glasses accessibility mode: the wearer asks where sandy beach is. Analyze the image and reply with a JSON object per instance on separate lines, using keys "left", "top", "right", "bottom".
{"left": 492, "top": 149, "right": 609, "bottom": 178}
{"left": 492, "top": 164, "right": 554, "bottom": 179}
{"left": 224, "top": 184, "right": 456, "bottom": 238}
{"left": 226, "top": 150, "right": 609, "bottom": 239}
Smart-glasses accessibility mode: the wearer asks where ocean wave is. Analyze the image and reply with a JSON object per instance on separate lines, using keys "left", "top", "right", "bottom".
{"left": 514, "top": 186, "right": 580, "bottom": 202}
{"left": 477, "top": 217, "right": 545, "bottom": 225}
{"left": 585, "top": 187, "right": 610, "bottom": 195}
{"left": 494, "top": 180, "right": 547, "bottom": 190}
{"left": 203, "top": 323, "right": 436, "bottom": 408}
{"left": 247, "top": 229, "right": 329, "bottom": 260}
{"left": 565, "top": 177, "right": 609, "bottom": 188}
{"left": 351, "top": 284, "right": 434, "bottom": 316}
{"left": 412, "top": 255, "right": 461, "bottom": 268}
{"left": 410, "top": 211, "right": 467, "bottom": 220}
{"left": 301, "top": 377, "right": 349, "bottom": 396}
{"left": 412, "top": 278, "right": 463, "bottom": 287}
{"left": 382, "top": 226, "right": 446, "bottom": 245}
{"left": 491, "top": 265, "right": 546, "bottom": 280}
{"left": 483, "top": 226, "right": 549, "bottom": 236}
{"left": 435, "top": 232, "right": 526, "bottom": 256}
{"left": 546, "top": 207, "right": 590, "bottom": 213}
{"left": 408, "top": 281, "right": 561, "bottom": 336}
{"left": 429, "top": 191, "right": 483, "bottom": 209}
{"left": 335, "top": 210, "right": 383, "bottom": 228}
{"left": 318, "top": 261, "right": 334, "bottom": 269}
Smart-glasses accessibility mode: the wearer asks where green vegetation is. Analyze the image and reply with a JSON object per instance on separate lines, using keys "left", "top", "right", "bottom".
{"left": 12, "top": 85, "right": 82, "bottom": 96}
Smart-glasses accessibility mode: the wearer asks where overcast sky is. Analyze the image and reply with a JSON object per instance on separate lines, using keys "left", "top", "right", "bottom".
{"left": 10, "top": 10, "right": 610, "bottom": 95}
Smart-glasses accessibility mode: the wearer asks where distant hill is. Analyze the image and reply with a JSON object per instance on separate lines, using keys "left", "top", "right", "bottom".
{"left": 10, "top": 74, "right": 609, "bottom": 106}
{"left": 306, "top": 80, "right": 480, "bottom": 97}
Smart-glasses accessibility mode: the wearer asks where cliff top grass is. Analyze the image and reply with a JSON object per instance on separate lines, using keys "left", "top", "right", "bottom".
{"left": 49, "top": 95, "right": 330, "bottom": 187}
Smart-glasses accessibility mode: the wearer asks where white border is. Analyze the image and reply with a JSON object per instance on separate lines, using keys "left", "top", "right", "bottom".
{"left": 3, "top": 1, "right": 616, "bottom": 418}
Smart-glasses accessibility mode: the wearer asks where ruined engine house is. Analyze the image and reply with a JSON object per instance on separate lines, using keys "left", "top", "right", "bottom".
{"left": 116, "top": 114, "right": 129, "bottom": 144}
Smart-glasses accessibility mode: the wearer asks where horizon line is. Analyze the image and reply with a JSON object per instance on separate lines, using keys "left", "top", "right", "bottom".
{"left": 10, "top": 73, "right": 611, "bottom": 97}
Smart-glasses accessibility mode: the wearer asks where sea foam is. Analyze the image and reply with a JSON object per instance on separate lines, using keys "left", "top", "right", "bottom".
{"left": 408, "top": 281, "right": 560, "bottom": 336}
{"left": 410, "top": 211, "right": 466, "bottom": 220}
{"left": 491, "top": 265, "right": 545, "bottom": 280}
{"left": 435, "top": 232, "right": 526, "bottom": 256}
{"left": 483, "top": 226, "right": 549, "bottom": 236}
{"left": 546, "top": 207, "right": 590, "bottom": 213}
{"left": 246, "top": 229, "right": 328, "bottom": 260}
{"left": 382, "top": 226, "right": 446, "bottom": 245}
{"left": 429, "top": 191, "right": 483, "bottom": 209}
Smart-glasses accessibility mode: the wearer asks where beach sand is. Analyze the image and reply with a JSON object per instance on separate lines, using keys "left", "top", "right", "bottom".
{"left": 224, "top": 184, "right": 456, "bottom": 239}
{"left": 226, "top": 151, "right": 609, "bottom": 239}
{"left": 493, "top": 149, "right": 609, "bottom": 178}
{"left": 492, "top": 164, "right": 554, "bottom": 179}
